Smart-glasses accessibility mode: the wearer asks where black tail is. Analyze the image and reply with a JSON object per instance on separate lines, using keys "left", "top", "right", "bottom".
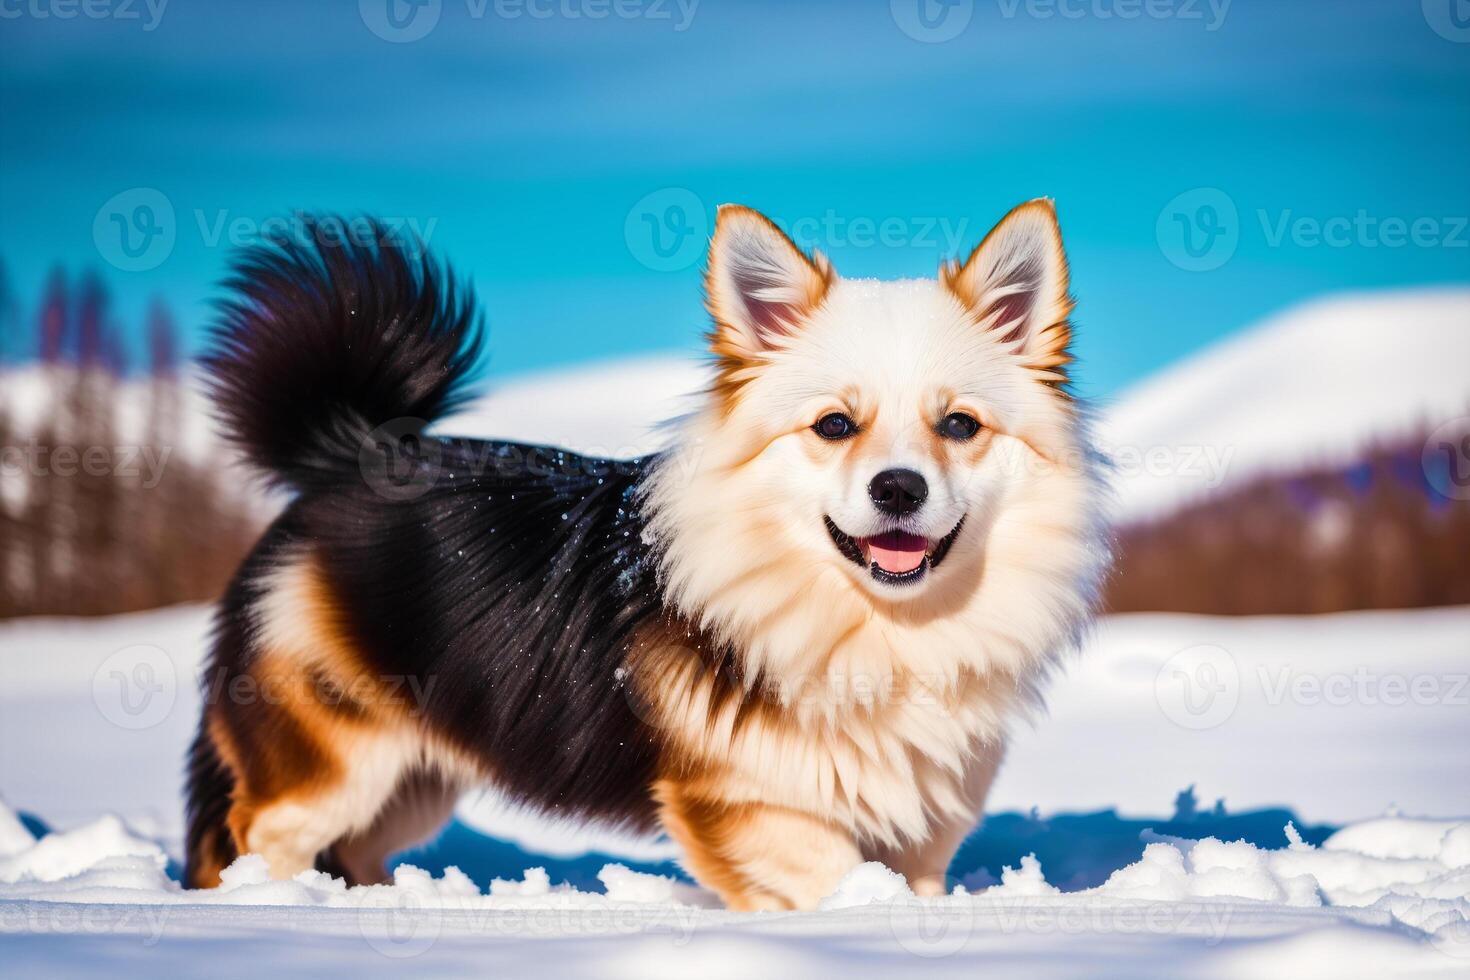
{"left": 204, "top": 216, "right": 483, "bottom": 491}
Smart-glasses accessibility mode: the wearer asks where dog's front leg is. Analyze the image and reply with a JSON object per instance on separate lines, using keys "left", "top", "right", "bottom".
{"left": 867, "top": 741, "right": 1004, "bottom": 896}
{"left": 655, "top": 780, "right": 862, "bottom": 911}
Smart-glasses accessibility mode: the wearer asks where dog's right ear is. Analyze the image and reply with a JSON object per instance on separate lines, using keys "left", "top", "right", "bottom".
{"left": 705, "top": 205, "right": 833, "bottom": 360}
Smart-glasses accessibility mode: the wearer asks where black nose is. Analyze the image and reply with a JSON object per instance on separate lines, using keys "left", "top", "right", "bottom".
{"left": 868, "top": 468, "right": 928, "bottom": 515}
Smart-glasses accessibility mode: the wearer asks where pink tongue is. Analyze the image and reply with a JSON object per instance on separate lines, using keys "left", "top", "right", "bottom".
{"left": 866, "top": 531, "right": 928, "bottom": 574}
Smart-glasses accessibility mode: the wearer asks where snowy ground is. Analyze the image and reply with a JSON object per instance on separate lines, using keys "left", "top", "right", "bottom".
{"left": 2, "top": 604, "right": 1468, "bottom": 976}
{"left": 3, "top": 287, "right": 1468, "bottom": 973}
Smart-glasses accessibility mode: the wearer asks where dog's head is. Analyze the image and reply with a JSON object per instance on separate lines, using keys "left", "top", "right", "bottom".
{"left": 648, "top": 200, "right": 1098, "bottom": 671}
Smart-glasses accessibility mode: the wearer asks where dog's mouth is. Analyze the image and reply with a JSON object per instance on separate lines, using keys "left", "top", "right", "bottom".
{"left": 823, "top": 516, "right": 966, "bottom": 587}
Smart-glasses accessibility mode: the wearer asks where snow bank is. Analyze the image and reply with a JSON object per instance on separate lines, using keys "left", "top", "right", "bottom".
{"left": 1098, "top": 287, "right": 1470, "bottom": 523}
{"left": 1, "top": 797, "right": 1467, "bottom": 972}
{"left": 8, "top": 288, "right": 1465, "bottom": 528}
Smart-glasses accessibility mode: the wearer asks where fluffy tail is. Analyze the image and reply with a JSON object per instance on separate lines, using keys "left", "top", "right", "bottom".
{"left": 204, "top": 216, "right": 483, "bottom": 491}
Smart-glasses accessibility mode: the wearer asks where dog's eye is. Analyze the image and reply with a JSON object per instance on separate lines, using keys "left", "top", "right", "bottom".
{"left": 939, "top": 412, "right": 981, "bottom": 440}
{"left": 814, "top": 413, "right": 857, "bottom": 441}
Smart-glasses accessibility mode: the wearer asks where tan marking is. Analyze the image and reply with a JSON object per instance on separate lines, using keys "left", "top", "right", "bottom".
{"left": 655, "top": 779, "right": 863, "bottom": 911}
{"left": 215, "top": 551, "right": 480, "bottom": 884}
{"left": 704, "top": 204, "right": 835, "bottom": 415}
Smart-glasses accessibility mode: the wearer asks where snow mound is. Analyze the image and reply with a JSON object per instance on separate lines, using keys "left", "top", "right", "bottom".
{"left": 1099, "top": 287, "right": 1470, "bottom": 523}
{"left": 2, "top": 797, "right": 1467, "bottom": 967}
{"left": 437, "top": 355, "right": 707, "bottom": 458}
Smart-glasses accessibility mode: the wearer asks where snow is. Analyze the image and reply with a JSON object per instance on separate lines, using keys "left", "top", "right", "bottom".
{"left": 0, "top": 794, "right": 1467, "bottom": 976}
{"left": 1097, "top": 287, "right": 1470, "bottom": 523}
{"left": 998, "top": 607, "right": 1470, "bottom": 824}
{"left": 2, "top": 604, "right": 1468, "bottom": 974}
{"left": 6, "top": 287, "right": 1466, "bottom": 527}
{"left": 0, "top": 366, "right": 218, "bottom": 460}
{"left": 438, "top": 354, "right": 708, "bottom": 459}
{"left": 432, "top": 287, "right": 1470, "bottom": 526}
{"left": 4, "top": 288, "right": 1470, "bottom": 973}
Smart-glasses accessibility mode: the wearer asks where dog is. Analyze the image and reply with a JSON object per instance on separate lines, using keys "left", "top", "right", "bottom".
{"left": 184, "top": 200, "right": 1108, "bottom": 910}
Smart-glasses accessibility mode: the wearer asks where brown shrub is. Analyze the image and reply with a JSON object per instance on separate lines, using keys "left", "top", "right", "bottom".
{"left": 1106, "top": 433, "right": 1470, "bottom": 615}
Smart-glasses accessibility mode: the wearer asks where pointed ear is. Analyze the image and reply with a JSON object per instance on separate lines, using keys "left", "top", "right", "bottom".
{"left": 705, "top": 204, "right": 834, "bottom": 359}
{"left": 942, "top": 199, "right": 1073, "bottom": 374}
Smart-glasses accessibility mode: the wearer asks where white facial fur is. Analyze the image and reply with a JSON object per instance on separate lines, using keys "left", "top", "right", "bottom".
{"left": 644, "top": 201, "right": 1107, "bottom": 701}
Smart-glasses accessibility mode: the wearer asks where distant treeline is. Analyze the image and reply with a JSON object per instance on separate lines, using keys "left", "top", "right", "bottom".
{"left": 1, "top": 265, "right": 1466, "bottom": 619}
{"left": 0, "top": 267, "right": 259, "bottom": 619}
{"left": 1106, "top": 432, "right": 1470, "bottom": 614}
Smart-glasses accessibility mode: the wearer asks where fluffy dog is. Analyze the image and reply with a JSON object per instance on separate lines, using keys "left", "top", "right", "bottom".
{"left": 184, "top": 201, "right": 1108, "bottom": 910}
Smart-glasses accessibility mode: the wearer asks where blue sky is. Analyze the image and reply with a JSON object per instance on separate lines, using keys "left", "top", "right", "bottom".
{"left": 1, "top": 0, "right": 1467, "bottom": 402}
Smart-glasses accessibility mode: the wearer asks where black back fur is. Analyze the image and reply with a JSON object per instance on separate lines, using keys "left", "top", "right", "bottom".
{"left": 191, "top": 219, "right": 677, "bottom": 869}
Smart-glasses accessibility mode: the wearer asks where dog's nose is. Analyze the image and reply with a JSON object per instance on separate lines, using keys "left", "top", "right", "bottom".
{"left": 868, "top": 468, "right": 928, "bottom": 515}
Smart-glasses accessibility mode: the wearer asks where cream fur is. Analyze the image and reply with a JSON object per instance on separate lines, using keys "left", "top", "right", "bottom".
{"left": 642, "top": 201, "right": 1110, "bottom": 850}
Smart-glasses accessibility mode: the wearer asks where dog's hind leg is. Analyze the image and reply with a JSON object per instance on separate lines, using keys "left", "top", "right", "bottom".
{"left": 326, "top": 770, "right": 459, "bottom": 885}
{"left": 219, "top": 699, "right": 422, "bottom": 882}
{"left": 212, "top": 550, "right": 446, "bottom": 884}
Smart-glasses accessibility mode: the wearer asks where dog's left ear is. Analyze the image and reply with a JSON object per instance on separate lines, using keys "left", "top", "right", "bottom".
{"left": 706, "top": 204, "right": 833, "bottom": 360}
{"left": 942, "top": 199, "right": 1072, "bottom": 375}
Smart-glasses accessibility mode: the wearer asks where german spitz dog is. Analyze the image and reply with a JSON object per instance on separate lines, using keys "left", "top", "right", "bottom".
{"left": 185, "top": 201, "right": 1107, "bottom": 910}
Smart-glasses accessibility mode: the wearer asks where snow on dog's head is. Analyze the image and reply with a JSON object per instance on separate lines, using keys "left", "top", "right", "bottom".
{"left": 646, "top": 201, "right": 1108, "bottom": 695}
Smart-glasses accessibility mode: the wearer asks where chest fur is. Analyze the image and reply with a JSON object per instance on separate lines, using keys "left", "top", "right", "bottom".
{"left": 627, "top": 618, "right": 1018, "bottom": 846}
